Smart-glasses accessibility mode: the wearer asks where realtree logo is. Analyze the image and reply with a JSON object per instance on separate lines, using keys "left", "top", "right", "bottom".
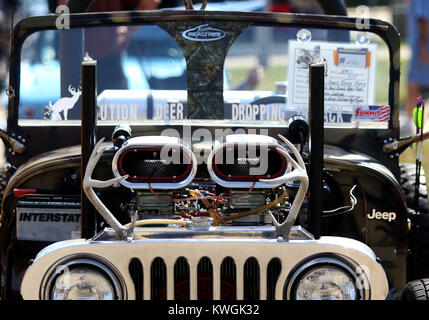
{"left": 182, "top": 24, "right": 226, "bottom": 42}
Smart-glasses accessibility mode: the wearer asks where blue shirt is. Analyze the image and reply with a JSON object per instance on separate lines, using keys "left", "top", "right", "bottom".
{"left": 408, "top": 0, "right": 429, "bottom": 85}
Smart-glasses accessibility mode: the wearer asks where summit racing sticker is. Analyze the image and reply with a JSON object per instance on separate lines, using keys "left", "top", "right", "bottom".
{"left": 182, "top": 24, "right": 226, "bottom": 42}
{"left": 353, "top": 105, "right": 390, "bottom": 122}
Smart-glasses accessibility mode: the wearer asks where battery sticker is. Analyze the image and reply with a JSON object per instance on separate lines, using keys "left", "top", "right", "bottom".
{"left": 353, "top": 105, "right": 390, "bottom": 122}
{"left": 17, "top": 207, "right": 81, "bottom": 242}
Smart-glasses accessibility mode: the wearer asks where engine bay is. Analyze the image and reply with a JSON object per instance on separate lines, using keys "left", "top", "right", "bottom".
{"left": 109, "top": 132, "right": 295, "bottom": 228}
{"left": 8, "top": 125, "right": 366, "bottom": 244}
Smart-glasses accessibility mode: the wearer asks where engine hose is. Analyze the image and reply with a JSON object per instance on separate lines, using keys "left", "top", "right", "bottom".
{"left": 187, "top": 189, "right": 224, "bottom": 226}
{"left": 125, "top": 219, "right": 188, "bottom": 228}
{"left": 224, "top": 189, "right": 288, "bottom": 222}
{"left": 186, "top": 182, "right": 257, "bottom": 226}
{"left": 188, "top": 189, "right": 211, "bottom": 208}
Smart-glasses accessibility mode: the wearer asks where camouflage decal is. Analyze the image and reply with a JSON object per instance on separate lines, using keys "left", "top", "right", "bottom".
{"left": 158, "top": 21, "right": 249, "bottom": 119}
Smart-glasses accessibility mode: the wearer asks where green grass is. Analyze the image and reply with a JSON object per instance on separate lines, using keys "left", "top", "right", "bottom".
{"left": 400, "top": 141, "right": 429, "bottom": 182}
{"left": 228, "top": 64, "right": 287, "bottom": 92}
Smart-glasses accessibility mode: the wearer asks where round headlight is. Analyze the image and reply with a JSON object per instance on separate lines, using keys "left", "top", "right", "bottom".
{"left": 294, "top": 266, "right": 357, "bottom": 300}
{"left": 288, "top": 258, "right": 363, "bottom": 300}
{"left": 51, "top": 266, "right": 115, "bottom": 300}
{"left": 46, "top": 258, "right": 123, "bottom": 300}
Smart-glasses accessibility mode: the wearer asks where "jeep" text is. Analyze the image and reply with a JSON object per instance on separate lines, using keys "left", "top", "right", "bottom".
{"left": 367, "top": 209, "right": 396, "bottom": 222}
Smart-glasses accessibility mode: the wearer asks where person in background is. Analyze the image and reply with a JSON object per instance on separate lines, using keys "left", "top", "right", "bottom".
{"left": 404, "top": 0, "right": 429, "bottom": 134}
{"left": 54, "top": 0, "right": 161, "bottom": 93}
{"left": 235, "top": 65, "right": 264, "bottom": 90}
{"left": 86, "top": 0, "right": 161, "bottom": 92}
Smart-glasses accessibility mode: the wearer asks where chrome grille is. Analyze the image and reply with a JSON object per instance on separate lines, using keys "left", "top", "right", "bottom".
{"left": 129, "top": 255, "right": 282, "bottom": 300}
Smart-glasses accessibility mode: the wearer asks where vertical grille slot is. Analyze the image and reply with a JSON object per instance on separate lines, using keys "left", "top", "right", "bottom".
{"left": 197, "top": 257, "right": 213, "bottom": 300}
{"left": 151, "top": 257, "right": 167, "bottom": 300}
{"left": 221, "top": 257, "right": 237, "bottom": 300}
{"left": 244, "top": 257, "right": 260, "bottom": 300}
{"left": 174, "top": 257, "right": 190, "bottom": 300}
{"left": 267, "top": 258, "right": 282, "bottom": 300}
{"left": 129, "top": 258, "right": 144, "bottom": 300}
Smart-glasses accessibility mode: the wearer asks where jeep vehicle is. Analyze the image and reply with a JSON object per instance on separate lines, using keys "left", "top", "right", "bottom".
{"left": 1, "top": 0, "right": 429, "bottom": 300}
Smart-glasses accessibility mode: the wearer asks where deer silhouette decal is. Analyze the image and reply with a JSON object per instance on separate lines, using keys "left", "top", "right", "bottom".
{"left": 47, "top": 85, "right": 81, "bottom": 120}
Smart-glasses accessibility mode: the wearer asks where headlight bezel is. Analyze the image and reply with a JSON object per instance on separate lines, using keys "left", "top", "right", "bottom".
{"left": 42, "top": 255, "right": 125, "bottom": 300}
{"left": 285, "top": 255, "right": 370, "bottom": 300}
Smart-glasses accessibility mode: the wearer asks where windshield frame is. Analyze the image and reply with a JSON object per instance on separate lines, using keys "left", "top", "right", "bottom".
{"left": 8, "top": 10, "right": 400, "bottom": 131}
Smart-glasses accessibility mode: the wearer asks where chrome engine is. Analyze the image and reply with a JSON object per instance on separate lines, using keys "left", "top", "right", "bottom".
{"left": 107, "top": 134, "right": 293, "bottom": 225}
{"left": 82, "top": 133, "right": 307, "bottom": 239}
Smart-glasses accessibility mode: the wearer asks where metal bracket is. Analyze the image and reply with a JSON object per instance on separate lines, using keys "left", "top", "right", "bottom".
{"left": 0, "top": 130, "right": 26, "bottom": 154}
{"left": 6, "top": 86, "right": 15, "bottom": 98}
{"left": 382, "top": 133, "right": 429, "bottom": 158}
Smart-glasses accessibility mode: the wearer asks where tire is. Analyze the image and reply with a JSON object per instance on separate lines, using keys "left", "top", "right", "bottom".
{"left": 402, "top": 279, "right": 429, "bottom": 300}
{"left": 403, "top": 164, "right": 429, "bottom": 279}
{"left": 400, "top": 163, "right": 428, "bottom": 214}
{"left": 409, "top": 214, "right": 429, "bottom": 279}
